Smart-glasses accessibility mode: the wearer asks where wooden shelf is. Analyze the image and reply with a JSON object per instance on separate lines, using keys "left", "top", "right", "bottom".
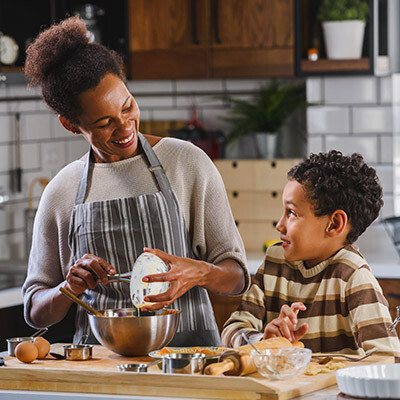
{"left": 301, "top": 58, "right": 371, "bottom": 73}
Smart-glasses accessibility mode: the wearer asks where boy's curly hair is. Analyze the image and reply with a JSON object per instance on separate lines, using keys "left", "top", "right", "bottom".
{"left": 288, "top": 150, "right": 383, "bottom": 244}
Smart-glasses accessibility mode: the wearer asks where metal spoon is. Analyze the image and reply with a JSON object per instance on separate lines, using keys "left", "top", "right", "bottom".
{"left": 387, "top": 305, "right": 400, "bottom": 332}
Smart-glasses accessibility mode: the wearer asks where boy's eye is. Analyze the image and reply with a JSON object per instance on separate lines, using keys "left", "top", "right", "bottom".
{"left": 287, "top": 209, "right": 296, "bottom": 217}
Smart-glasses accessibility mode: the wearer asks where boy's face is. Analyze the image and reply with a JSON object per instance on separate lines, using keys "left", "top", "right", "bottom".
{"left": 276, "top": 180, "right": 332, "bottom": 267}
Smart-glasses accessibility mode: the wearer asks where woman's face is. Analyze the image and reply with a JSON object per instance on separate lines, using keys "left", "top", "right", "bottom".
{"left": 74, "top": 73, "right": 140, "bottom": 163}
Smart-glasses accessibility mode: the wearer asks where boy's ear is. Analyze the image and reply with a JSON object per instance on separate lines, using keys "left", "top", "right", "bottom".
{"left": 58, "top": 115, "right": 81, "bottom": 134}
{"left": 326, "top": 210, "right": 348, "bottom": 237}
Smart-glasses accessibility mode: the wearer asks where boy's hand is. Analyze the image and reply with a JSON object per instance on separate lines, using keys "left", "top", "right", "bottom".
{"left": 263, "top": 302, "right": 309, "bottom": 342}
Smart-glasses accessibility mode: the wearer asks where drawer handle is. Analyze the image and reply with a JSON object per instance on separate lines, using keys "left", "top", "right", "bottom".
{"left": 235, "top": 220, "right": 239, "bottom": 227}
{"left": 388, "top": 293, "right": 400, "bottom": 299}
{"left": 272, "top": 221, "right": 277, "bottom": 227}
{"left": 232, "top": 161, "right": 238, "bottom": 168}
{"left": 272, "top": 191, "right": 277, "bottom": 198}
{"left": 233, "top": 191, "right": 238, "bottom": 198}
{"left": 271, "top": 161, "right": 276, "bottom": 168}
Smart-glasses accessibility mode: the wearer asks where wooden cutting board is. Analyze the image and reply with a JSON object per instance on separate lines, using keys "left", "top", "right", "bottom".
{"left": 0, "top": 343, "right": 394, "bottom": 400}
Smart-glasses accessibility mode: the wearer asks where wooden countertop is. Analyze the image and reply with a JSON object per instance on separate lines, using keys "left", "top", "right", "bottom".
{"left": 0, "top": 343, "right": 395, "bottom": 400}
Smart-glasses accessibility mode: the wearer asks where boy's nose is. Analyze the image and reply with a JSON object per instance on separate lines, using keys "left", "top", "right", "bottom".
{"left": 276, "top": 216, "right": 285, "bottom": 233}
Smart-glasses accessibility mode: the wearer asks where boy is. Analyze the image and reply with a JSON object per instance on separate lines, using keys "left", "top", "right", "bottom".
{"left": 222, "top": 151, "right": 400, "bottom": 357}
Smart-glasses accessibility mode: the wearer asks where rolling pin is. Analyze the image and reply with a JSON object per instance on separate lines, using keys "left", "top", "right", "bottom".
{"left": 204, "top": 337, "right": 303, "bottom": 376}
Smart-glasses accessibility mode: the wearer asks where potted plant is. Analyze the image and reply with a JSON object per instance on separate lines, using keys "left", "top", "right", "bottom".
{"left": 317, "top": 0, "right": 369, "bottom": 60}
{"left": 220, "top": 80, "right": 306, "bottom": 159}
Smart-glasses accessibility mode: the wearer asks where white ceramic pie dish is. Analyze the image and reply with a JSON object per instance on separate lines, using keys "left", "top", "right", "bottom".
{"left": 336, "top": 363, "right": 400, "bottom": 399}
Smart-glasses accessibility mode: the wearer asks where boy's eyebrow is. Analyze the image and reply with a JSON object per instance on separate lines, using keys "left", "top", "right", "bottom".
{"left": 90, "top": 96, "right": 131, "bottom": 125}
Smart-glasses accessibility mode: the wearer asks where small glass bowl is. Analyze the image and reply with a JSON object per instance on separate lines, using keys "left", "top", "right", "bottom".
{"left": 250, "top": 347, "right": 312, "bottom": 380}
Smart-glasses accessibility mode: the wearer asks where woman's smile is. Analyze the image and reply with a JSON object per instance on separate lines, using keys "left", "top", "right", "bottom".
{"left": 111, "top": 131, "right": 135, "bottom": 147}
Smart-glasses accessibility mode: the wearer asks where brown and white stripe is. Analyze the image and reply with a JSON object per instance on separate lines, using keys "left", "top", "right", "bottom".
{"left": 222, "top": 244, "right": 400, "bottom": 357}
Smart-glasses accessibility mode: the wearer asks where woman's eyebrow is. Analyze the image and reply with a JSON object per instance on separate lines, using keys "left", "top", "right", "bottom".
{"left": 91, "top": 96, "right": 131, "bottom": 125}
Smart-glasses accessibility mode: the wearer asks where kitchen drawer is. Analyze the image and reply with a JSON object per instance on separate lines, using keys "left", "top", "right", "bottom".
{"left": 236, "top": 221, "right": 280, "bottom": 252}
{"left": 228, "top": 191, "right": 282, "bottom": 221}
{"left": 214, "top": 159, "right": 302, "bottom": 191}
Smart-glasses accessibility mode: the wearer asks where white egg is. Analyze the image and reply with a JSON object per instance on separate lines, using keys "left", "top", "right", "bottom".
{"left": 130, "top": 252, "right": 169, "bottom": 307}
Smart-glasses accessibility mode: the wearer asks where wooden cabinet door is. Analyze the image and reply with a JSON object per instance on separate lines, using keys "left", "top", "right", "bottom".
{"left": 210, "top": 0, "right": 294, "bottom": 77}
{"left": 128, "top": 0, "right": 209, "bottom": 79}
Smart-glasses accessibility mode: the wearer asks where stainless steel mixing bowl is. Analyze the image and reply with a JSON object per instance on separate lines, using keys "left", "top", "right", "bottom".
{"left": 88, "top": 308, "right": 181, "bottom": 356}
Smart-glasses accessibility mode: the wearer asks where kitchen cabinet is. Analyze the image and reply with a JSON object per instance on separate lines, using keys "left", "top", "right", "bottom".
{"left": 377, "top": 278, "right": 400, "bottom": 337}
{"left": 128, "top": 0, "right": 294, "bottom": 80}
{"left": 214, "top": 158, "right": 301, "bottom": 252}
{"left": 0, "top": 0, "right": 128, "bottom": 75}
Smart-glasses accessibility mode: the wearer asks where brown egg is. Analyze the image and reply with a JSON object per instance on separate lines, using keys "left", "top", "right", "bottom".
{"left": 34, "top": 337, "right": 50, "bottom": 359}
{"left": 15, "top": 341, "right": 38, "bottom": 363}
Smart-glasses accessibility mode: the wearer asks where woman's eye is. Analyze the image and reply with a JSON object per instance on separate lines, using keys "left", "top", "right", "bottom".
{"left": 96, "top": 120, "right": 111, "bottom": 129}
{"left": 123, "top": 104, "right": 133, "bottom": 113}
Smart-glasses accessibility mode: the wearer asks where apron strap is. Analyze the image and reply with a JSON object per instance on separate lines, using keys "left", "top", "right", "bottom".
{"left": 138, "top": 133, "right": 175, "bottom": 205}
{"left": 75, "top": 148, "right": 92, "bottom": 206}
{"left": 74, "top": 134, "right": 175, "bottom": 206}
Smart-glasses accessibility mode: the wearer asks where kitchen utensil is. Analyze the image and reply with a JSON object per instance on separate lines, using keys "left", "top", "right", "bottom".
{"left": 96, "top": 252, "right": 169, "bottom": 307}
{"left": 387, "top": 305, "right": 400, "bottom": 332}
{"left": 251, "top": 347, "right": 312, "bottom": 380}
{"left": 149, "top": 346, "right": 231, "bottom": 358}
{"left": 63, "top": 344, "right": 93, "bottom": 361}
{"left": 203, "top": 337, "right": 303, "bottom": 376}
{"left": 6, "top": 327, "right": 48, "bottom": 356}
{"left": 118, "top": 359, "right": 160, "bottom": 372}
{"left": 162, "top": 353, "right": 206, "bottom": 374}
{"left": 336, "top": 363, "right": 400, "bottom": 398}
{"left": 241, "top": 332, "right": 280, "bottom": 375}
{"left": 311, "top": 348, "right": 376, "bottom": 362}
{"left": 59, "top": 287, "right": 103, "bottom": 317}
{"left": 88, "top": 307, "right": 180, "bottom": 356}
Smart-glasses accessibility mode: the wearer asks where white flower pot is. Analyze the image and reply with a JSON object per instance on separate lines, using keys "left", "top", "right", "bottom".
{"left": 322, "top": 20, "right": 366, "bottom": 59}
{"left": 255, "top": 133, "right": 278, "bottom": 159}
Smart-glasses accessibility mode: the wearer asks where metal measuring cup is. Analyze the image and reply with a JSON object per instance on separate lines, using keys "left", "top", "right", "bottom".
{"left": 6, "top": 328, "right": 48, "bottom": 356}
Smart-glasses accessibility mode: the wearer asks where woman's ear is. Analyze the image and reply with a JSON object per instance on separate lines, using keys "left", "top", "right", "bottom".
{"left": 58, "top": 115, "right": 81, "bottom": 134}
{"left": 326, "top": 210, "right": 348, "bottom": 237}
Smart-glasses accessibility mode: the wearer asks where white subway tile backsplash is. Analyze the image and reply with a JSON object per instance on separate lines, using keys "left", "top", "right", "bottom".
{"left": 67, "top": 139, "right": 89, "bottom": 162}
{"left": 41, "top": 142, "right": 68, "bottom": 172}
{"left": 307, "top": 135, "right": 324, "bottom": 155}
{"left": 152, "top": 108, "right": 190, "bottom": 121}
{"left": 21, "top": 113, "right": 52, "bottom": 141}
{"left": 21, "top": 143, "right": 40, "bottom": 170}
{"left": 0, "top": 145, "right": 11, "bottom": 173}
{"left": 380, "top": 136, "right": 393, "bottom": 163}
{"left": 225, "top": 79, "right": 271, "bottom": 91}
{"left": 375, "top": 165, "right": 393, "bottom": 193}
{"left": 323, "top": 76, "right": 377, "bottom": 104}
{"left": 391, "top": 73, "right": 400, "bottom": 104}
{"left": 134, "top": 95, "right": 174, "bottom": 108}
{"left": 200, "top": 107, "right": 232, "bottom": 131}
{"left": 325, "top": 136, "right": 378, "bottom": 163}
{"left": 381, "top": 195, "right": 394, "bottom": 218}
{"left": 352, "top": 106, "right": 392, "bottom": 134}
{"left": 176, "top": 79, "right": 224, "bottom": 93}
{"left": 307, "top": 106, "right": 350, "bottom": 134}
{"left": 51, "top": 114, "right": 70, "bottom": 139}
{"left": 0, "top": 115, "right": 13, "bottom": 143}
{"left": 380, "top": 76, "right": 392, "bottom": 104}
{"left": 127, "top": 80, "right": 174, "bottom": 94}
{"left": 306, "top": 78, "right": 322, "bottom": 103}
{"left": 176, "top": 94, "right": 224, "bottom": 108}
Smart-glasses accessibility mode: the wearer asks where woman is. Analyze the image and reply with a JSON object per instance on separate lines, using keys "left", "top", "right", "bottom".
{"left": 22, "top": 16, "right": 249, "bottom": 346}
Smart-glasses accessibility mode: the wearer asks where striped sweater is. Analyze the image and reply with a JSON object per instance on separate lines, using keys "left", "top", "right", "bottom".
{"left": 222, "top": 244, "right": 400, "bottom": 357}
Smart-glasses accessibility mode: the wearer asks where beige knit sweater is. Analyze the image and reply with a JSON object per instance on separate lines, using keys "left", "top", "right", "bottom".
{"left": 23, "top": 137, "right": 249, "bottom": 328}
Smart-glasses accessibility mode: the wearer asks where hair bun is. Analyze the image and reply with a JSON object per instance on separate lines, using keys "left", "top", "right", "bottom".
{"left": 25, "top": 16, "right": 89, "bottom": 86}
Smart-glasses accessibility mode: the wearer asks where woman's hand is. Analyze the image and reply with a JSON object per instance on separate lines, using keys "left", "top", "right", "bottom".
{"left": 139, "top": 248, "right": 212, "bottom": 311}
{"left": 263, "top": 302, "right": 308, "bottom": 342}
{"left": 64, "top": 254, "right": 116, "bottom": 295}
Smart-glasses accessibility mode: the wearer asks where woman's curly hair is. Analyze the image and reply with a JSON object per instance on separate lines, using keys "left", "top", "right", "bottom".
{"left": 288, "top": 150, "right": 383, "bottom": 244}
{"left": 24, "top": 16, "right": 126, "bottom": 125}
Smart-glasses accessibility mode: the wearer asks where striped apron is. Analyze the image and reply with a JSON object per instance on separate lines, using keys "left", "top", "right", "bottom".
{"left": 68, "top": 133, "right": 221, "bottom": 346}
